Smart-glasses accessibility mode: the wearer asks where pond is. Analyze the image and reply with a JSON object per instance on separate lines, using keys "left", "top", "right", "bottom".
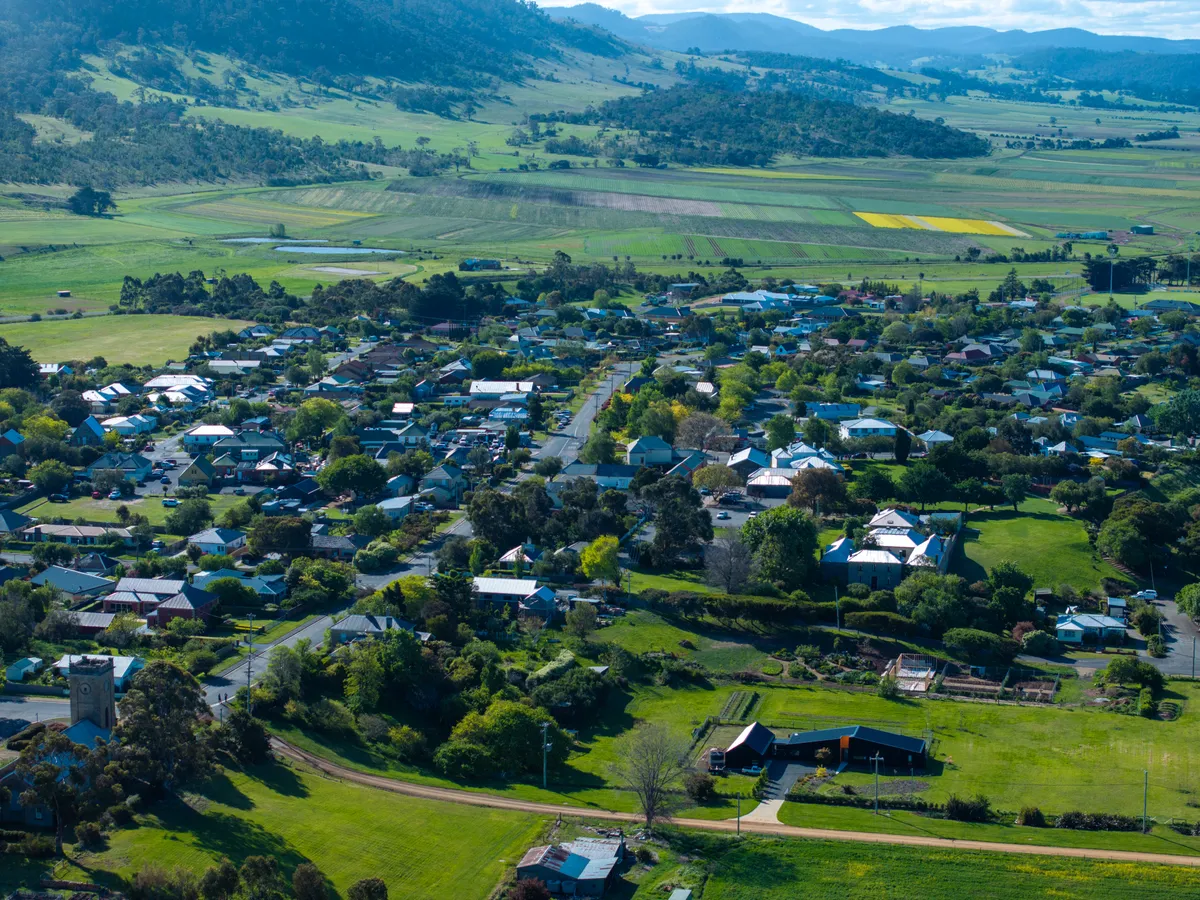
{"left": 275, "top": 246, "right": 400, "bottom": 255}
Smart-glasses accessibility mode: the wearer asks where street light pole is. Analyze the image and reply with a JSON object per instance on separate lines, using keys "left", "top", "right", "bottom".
{"left": 246, "top": 613, "right": 254, "bottom": 716}
{"left": 872, "top": 753, "right": 884, "bottom": 815}
{"left": 542, "top": 722, "right": 550, "bottom": 790}
{"left": 1143, "top": 769, "right": 1149, "bottom": 834}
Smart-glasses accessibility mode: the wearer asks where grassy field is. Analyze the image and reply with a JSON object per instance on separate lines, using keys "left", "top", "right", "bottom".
{"left": 0, "top": 315, "right": 254, "bottom": 364}
{"left": 952, "top": 501, "right": 1131, "bottom": 593}
{"left": 19, "top": 492, "right": 245, "bottom": 529}
{"left": 693, "top": 833, "right": 1200, "bottom": 899}
{"left": 61, "top": 762, "right": 544, "bottom": 900}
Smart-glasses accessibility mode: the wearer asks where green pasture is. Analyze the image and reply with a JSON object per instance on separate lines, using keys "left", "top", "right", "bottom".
{"left": 0, "top": 315, "right": 254, "bottom": 364}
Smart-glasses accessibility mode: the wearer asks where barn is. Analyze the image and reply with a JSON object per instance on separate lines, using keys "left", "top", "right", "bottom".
{"left": 773, "top": 725, "right": 927, "bottom": 768}
{"left": 723, "top": 721, "right": 776, "bottom": 769}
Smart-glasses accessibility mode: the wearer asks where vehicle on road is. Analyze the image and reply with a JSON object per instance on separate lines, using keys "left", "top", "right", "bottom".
{"left": 1135, "top": 590, "right": 1158, "bottom": 600}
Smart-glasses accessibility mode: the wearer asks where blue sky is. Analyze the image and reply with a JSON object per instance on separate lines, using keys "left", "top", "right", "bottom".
{"left": 547, "top": 1, "right": 1200, "bottom": 39}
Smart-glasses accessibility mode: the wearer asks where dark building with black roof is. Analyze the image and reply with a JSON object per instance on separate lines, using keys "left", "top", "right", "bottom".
{"left": 724, "top": 722, "right": 927, "bottom": 769}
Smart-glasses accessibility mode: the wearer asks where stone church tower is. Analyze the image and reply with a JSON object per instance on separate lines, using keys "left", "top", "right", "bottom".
{"left": 69, "top": 657, "right": 116, "bottom": 731}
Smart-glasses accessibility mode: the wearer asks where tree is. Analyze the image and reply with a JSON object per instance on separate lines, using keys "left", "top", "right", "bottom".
{"left": 533, "top": 457, "right": 562, "bottom": 478}
{"left": 509, "top": 880, "right": 552, "bottom": 900}
{"left": 740, "top": 505, "right": 817, "bottom": 590}
{"left": 287, "top": 398, "right": 345, "bottom": 443}
{"left": 788, "top": 468, "right": 846, "bottom": 513}
{"left": 0, "top": 338, "right": 38, "bottom": 389}
{"left": 580, "top": 535, "right": 620, "bottom": 594}
{"left": 643, "top": 475, "right": 712, "bottom": 564}
{"left": 347, "top": 880, "right": 388, "bottom": 900}
{"left": 16, "top": 729, "right": 87, "bottom": 854}
{"left": 564, "top": 603, "right": 598, "bottom": 638}
{"left": 50, "top": 390, "right": 91, "bottom": 427}
{"left": 292, "top": 864, "right": 327, "bottom": 900}
{"left": 579, "top": 429, "right": 616, "bottom": 464}
{"left": 164, "top": 498, "right": 213, "bottom": 536}
{"left": 898, "top": 463, "right": 951, "bottom": 511}
{"left": 249, "top": 516, "right": 312, "bottom": 556}
{"left": 676, "top": 412, "right": 734, "bottom": 453}
{"left": 239, "top": 857, "right": 283, "bottom": 900}
{"left": 1177, "top": 583, "right": 1200, "bottom": 620}
{"left": 692, "top": 465, "right": 743, "bottom": 497}
{"left": 114, "top": 661, "right": 212, "bottom": 789}
{"left": 850, "top": 468, "right": 895, "bottom": 503}
{"left": 612, "top": 722, "right": 689, "bottom": 832}
{"left": 29, "top": 459, "right": 73, "bottom": 495}
{"left": 765, "top": 414, "right": 795, "bottom": 452}
{"left": 68, "top": 186, "right": 115, "bottom": 216}
{"left": 199, "top": 860, "right": 240, "bottom": 900}
{"left": 317, "top": 455, "right": 387, "bottom": 499}
{"left": 353, "top": 504, "right": 393, "bottom": 539}
{"left": 893, "top": 428, "right": 912, "bottom": 463}
{"left": 704, "top": 533, "right": 754, "bottom": 594}
{"left": 1001, "top": 474, "right": 1030, "bottom": 511}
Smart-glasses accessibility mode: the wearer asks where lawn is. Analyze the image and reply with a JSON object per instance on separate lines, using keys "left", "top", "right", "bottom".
{"left": 693, "top": 833, "right": 1200, "bottom": 900}
{"left": 19, "top": 492, "right": 244, "bottom": 529}
{"left": 65, "top": 762, "right": 545, "bottom": 900}
{"left": 0, "top": 315, "right": 254, "bottom": 365}
{"left": 952, "top": 503, "right": 1130, "bottom": 593}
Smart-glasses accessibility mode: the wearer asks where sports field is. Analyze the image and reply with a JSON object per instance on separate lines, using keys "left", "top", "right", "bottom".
{"left": 0, "top": 315, "right": 255, "bottom": 364}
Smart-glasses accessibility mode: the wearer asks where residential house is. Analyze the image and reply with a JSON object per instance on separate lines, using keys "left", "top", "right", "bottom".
{"left": 806, "top": 402, "right": 861, "bottom": 421}
{"left": 516, "top": 838, "right": 626, "bottom": 898}
{"left": 559, "top": 462, "right": 639, "bottom": 490}
{"left": 193, "top": 569, "right": 288, "bottom": 600}
{"left": 726, "top": 447, "right": 772, "bottom": 478}
{"left": 100, "top": 414, "right": 157, "bottom": 436}
{"left": 5, "top": 657, "right": 43, "bottom": 683}
{"left": 419, "top": 464, "right": 466, "bottom": 505}
{"left": 183, "top": 424, "right": 236, "bottom": 449}
{"left": 839, "top": 418, "right": 899, "bottom": 440}
{"left": 86, "top": 452, "right": 153, "bottom": 482}
{"left": 626, "top": 435, "right": 673, "bottom": 467}
{"left": 52, "top": 654, "right": 144, "bottom": 690}
{"left": 469, "top": 381, "right": 536, "bottom": 400}
{"left": 329, "top": 614, "right": 411, "bottom": 645}
{"left": 70, "top": 416, "right": 107, "bottom": 447}
{"left": 30, "top": 566, "right": 115, "bottom": 601}
{"left": 1056, "top": 613, "right": 1127, "bottom": 644}
{"left": 188, "top": 528, "right": 247, "bottom": 556}
{"left": 179, "top": 457, "right": 216, "bottom": 488}
{"left": 473, "top": 576, "right": 557, "bottom": 615}
{"left": 22, "top": 524, "right": 133, "bottom": 547}
{"left": 310, "top": 531, "right": 368, "bottom": 562}
{"left": 917, "top": 430, "right": 954, "bottom": 448}
{"left": 0, "top": 509, "right": 31, "bottom": 536}
{"left": 376, "top": 496, "right": 416, "bottom": 522}
{"left": 74, "top": 552, "right": 121, "bottom": 577}
{"left": 0, "top": 429, "right": 24, "bottom": 457}
{"left": 846, "top": 549, "right": 904, "bottom": 590}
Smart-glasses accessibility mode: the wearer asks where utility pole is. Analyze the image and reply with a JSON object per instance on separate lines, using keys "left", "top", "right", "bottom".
{"left": 542, "top": 722, "right": 550, "bottom": 790}
{"left": 246, "top": 613, "right": 254, "bottom": 716}
{"left": 835, "top": 585, "right": 840, "bottom": 632}
{"left": 1143, "top": 769, "right": 1149, "bottom": 834}
{"left": 737, "top": 794, "right": 741, "bottom": 835}
{"left": 1192, "top": 637, "right": 1195, "bottom": 679}
{"left": 872, "top": 753, "right": 884, "bottom": 815}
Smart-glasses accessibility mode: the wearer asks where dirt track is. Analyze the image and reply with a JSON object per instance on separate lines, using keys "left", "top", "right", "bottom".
{"left": 270, "top": 738, "right": 1200, "bottom": 867}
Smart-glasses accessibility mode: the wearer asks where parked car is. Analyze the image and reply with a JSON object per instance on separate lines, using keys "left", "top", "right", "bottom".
{"left": 716, "top": 510, "right": 730, "bottom": 520}
{"left": 91, "top": 490, "right": 102, "bottom": 499}
{"left": 234, "top": 487, "right": 246, "bottom": 496}
{"left": 151, "top": 540, "right": 165, "bottom": 551}
{"left": 1135, "top": 590, "right": 1158, "bottom": 601}
{"left": 49, "top": 493, "right": 68, "bottom": 503}
{"left": 107, "top": 490, "right": 121, "bottom": 500}
{"left": 747, "top": 511, "right": 758, "bottom": 520}
{"left": 160, "top": 476, "right": 171, "bottom": 485}
{"left": 161, "top": 498, "right": 179, "bottom": 507}
{"left": 743, "top": 765, "right": 763, "bottom": 776}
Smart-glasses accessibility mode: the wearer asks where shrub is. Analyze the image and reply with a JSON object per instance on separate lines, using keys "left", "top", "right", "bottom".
{"left": 1104, "top": 656, "right": 1164, "bottom": 691}
{"left": 1021, "top": 630, "right": 1058, "bottom": 656}
{"left": 877, "top": 675, "right": 900, "bottom": 699}
{"left": 1131, "top": 604, "right": 1163, "bottom": 637}
{"left": 761, "top": 660, "right": 783, "bottom": 676}
{"left": 684, "top": 771, "right": 716, "bottom": 803}
{"left": 1138, "top": 687, "right": 1158, "bottom": 718}
{"left": 751, "top": 767, "right": 771, "bottom": 800}
{"left": 795, "top": 644, "right": 822, "bottom": 662}
{"left": 943, "top": 628, "right": 1019, "bottom": 665}
{"left": 844, "top": 611, "right": 916, "bottom": 636}
{"left": 75, "top": 820, "right": 105, "bottom": 848}
{"left": 358, "top": 714, "right": 389, "bottom": 743}
{"left": 434, "top": 740, "right": 498, "bottom": 780}
{"left": 945, "top": 793, "right": 992, "bottom": 823}
{"left": 186, "top": 648, "right": 220, "bottom": 675}
{"left": 634, "top": 847, "right": 655, "bottom": 864}
{"left": 18, "top": 834, "right": 55, "bottom": 857}
{"left": 1055, "top": 811, "right": 1139, "bottom": 831}
{"left": 311, "top": 698, "right": 356, "bottom": 737}
{"left": 1147, "top": 635, "right": 1166, "bottom": 658}
{"left": 1017, "top": 806, "right": 1046, "bottom": 827}
{"left": 388, "top": 725, "right": 427, "bottom": 761}
{"left": 787, "top": 662, "right": 813, "bottom": 680}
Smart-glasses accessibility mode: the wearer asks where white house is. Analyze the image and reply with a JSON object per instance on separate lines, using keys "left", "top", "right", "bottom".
{"left": 917, "top": 430, "right": 954, "bottom": 447}
{"left": 626, "top": 435, "right": 673, "bottom": 466}
{"left": 187, "top": 528, "right": 247, "bottom": 555}
{"left": 101, "top": 414, "right": 157, "bottom": 435}
{"left": 1056, "top": 614, "right": 1127, "bottom": 644}
{"left": 839, "top": 418, "right": 899, "bottom": 440}
{"left": 53, "top": 654, "right": 145, "bottom": 690}
{"left": 183, "top": 424, "right": 236, "bottom": 449}
{"left": 376, "top": 496, "right": 416, "bottom": 522}
{"left": 5, "top": 657, "right": 43, "bottom": 683}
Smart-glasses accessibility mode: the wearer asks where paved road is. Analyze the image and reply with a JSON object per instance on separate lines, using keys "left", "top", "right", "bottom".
{"left": 1151, "top": 595, "right": 1200, "bottom": 675}
{"left": 273, "top": 737, "right": 1200, "bottom": 868}
{"left": 201, "top": 612, "right": 337, "bottom": 707}
{"left": 0, "top": 695, "right": 71, "bottom": 734}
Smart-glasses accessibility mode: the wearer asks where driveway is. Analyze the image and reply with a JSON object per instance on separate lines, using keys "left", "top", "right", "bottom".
{"left": 1150, "top": 594, "right": 1200, "bottom": 675}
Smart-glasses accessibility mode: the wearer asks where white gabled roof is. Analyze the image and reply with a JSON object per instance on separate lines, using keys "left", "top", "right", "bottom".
{"left": 848, "top": 549, "right": 902, "bottom": 565}
{"left": 472, "top": 576, "right": 539, "bottom": 597}
{"left": 842, "top": 418, "right": 897, "bottom": 430}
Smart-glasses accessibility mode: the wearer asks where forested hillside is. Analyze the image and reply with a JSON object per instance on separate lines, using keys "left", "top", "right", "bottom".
{"left": 552, "top": 84, "right": 990, "bottom": 165}
{"left": 1015, "top": 48, "right": 1200, "bottom": 107}
{"left": 0, "top": 0, "right": 620, "bottom": 87}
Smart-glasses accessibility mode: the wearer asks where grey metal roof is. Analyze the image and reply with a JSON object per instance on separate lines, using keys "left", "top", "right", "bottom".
{"left": 776, "top": 725, "right": 926, "bottom": 755}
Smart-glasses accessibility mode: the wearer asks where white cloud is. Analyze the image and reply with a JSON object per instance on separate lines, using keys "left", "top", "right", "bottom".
{"left": 551, "top": 0, "right": 1200, "bottom": 38}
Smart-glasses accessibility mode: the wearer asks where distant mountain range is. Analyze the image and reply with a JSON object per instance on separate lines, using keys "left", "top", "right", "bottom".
{"left": 544, "top": 4, "right": 1200, "bottom": 66}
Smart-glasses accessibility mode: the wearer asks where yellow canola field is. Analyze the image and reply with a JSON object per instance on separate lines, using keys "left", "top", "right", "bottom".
{"left": 854, "top": 212, "right": 1026, "bottom": 236}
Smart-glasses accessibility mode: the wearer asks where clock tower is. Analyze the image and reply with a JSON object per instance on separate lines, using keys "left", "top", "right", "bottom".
{"left": 69, "top": 657, "right": 116, "bottom": 731}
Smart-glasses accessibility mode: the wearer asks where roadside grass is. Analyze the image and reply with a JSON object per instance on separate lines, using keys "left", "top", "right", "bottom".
{"left": 0, "top": 315, "right": 255, "bottom": 365}
{"left": 775, "top": 802, "right": 1200, "bottom": 855}
{"left": 627, "top": 567, "right": 712, "bottom": 595}
{"left": 71, "top": 762, "right": 545, "bottom": 900}
{"left": 693, "top": 832, "right": 1200, "bottom": 899}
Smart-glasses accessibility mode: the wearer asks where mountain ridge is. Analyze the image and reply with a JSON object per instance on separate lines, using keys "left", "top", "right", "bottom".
{"left": 545, "top": 4, "right": 1200, "bottom": 64}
